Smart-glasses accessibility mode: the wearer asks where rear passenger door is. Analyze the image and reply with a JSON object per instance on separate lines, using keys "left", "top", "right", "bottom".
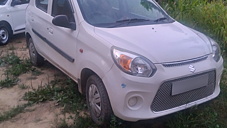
{"left": 27, "top": 0, "right": 52, "bottom": 58}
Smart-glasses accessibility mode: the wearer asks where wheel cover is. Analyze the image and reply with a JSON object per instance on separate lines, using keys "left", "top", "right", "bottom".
{"left": 88, "top": 84, "right": 101, "bottom": 117}
{"left": 0, "top": 28, "right": 9, "bottom": 44}
{"left": 29, "top": 41, "right": 37, "bottom": 64}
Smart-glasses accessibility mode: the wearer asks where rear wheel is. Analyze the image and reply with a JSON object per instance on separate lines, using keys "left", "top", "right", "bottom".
{"left": 0, "top": 23, "right": 12, "bottom": 45}
{"left": 28, "top": 38, "right": 44, "bottom": 66}
{"left": 86, "top": 75, "right": 113, "bottom": 125}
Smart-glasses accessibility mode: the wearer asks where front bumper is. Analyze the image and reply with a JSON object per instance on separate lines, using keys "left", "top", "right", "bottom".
{"left": 102, "top": 55, "right": 223, "bottom": 121}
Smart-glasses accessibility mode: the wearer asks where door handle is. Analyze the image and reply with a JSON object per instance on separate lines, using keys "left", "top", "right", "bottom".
{"left": 47, "top": 27, "right": 53, "bottom": 34}
{"left": 30, "top": 16, "right": 34, "bottom": 22}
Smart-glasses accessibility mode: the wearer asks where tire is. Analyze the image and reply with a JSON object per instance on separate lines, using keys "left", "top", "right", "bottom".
{"left": 28, "top": 38, "right": 44, "bottom": 66}
{"left": 0, "top": 23, "right": 12, "bottom": 45}
{"left": 86, "top": 75, "right": 113, "bottom": 125}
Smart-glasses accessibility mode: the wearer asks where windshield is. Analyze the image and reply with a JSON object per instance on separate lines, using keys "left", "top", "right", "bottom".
{"left": 77, "top": 0, "right": 174, "bottom": 27}
{"left": 0, "top": 0, "right": 7, "bottom": 5}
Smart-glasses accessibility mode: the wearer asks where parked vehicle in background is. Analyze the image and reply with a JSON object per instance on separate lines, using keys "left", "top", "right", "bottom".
{"left": 0, "top": 0, "right": 29, "bottom": 45}
{"left": 25, "top": 0, "right": 223, "bottom": 125}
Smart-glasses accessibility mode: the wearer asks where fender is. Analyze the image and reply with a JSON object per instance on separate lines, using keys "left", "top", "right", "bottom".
{"left": 75, "top": 22, "right": 114, "bottom": 80}
{"left": 76, "top": 45, "right": 114, "bottom": 78}
{"left": 76, "top": 49, "right": 114, "bottom": 94}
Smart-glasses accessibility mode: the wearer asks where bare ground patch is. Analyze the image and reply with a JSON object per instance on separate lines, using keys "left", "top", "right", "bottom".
{"left": 0, "top": 102, "right": 62, "bottom": 128}
{"left": 0, "top": 34, "right": 68, "bottom": 128}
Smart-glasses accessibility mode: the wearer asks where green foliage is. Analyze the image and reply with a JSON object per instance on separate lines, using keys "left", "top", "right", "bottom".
{"left": 167, "top": 106, "right": 220, "bottom": 128}
{"left": 6, "top": 59, "right": 32, "bottom": 76}
{"left": 0, "top": 103, "right": 30, "bottom": 123}
{"left": 0, "top": 76, "right": 18, "bottom": 88}
{"left": 0, "top": 52, "right": 20, "bottom": 66}
{"left": 18, "top": 84, "right": 29, "bottom": 89}
{"left": 24, "top": 78, "right": 86, "bottom": 111}
{"left": 57, "top": 117, "right": 72, "bottom": 128}
{"left": 7, "top": 45, "right": 16, "bottom": 50}
{"left": 0, "top": 52, "right": 32, "bottom": 76}
{"left": 24, "top": 77, "right": 128, "bottom": 128}
{"left": 162, "top": 0, "right": 227, "bottom": 52}
{"left": 212, "top": 62, "right": 227, "bottom": 127}
{"left": 110, "top": 116, "right": 123, "bottom": 128}
{"left": 0, "top": 52, "right": 33, "bottom": 88}
{"left": 23, "top": 77, "right": 98, "bottom": 128}
{"left": 31, "top": 68, "right": 43, "bottom": 76}
{"left": 56, "top": 114, "right": 98, "bottom": 128}
{"left": 164, "top": 51, "right": 227, "bottom": 128}
{"left": 158, "top": 1, "right": 227, "bottom": 127}
{"left": 73, "top": 116, "right": 97, "bottom": 128}
{"left": 24, "top": 85, "right": 55, "bottom": 103}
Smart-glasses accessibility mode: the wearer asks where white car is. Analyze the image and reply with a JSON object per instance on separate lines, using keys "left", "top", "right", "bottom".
{"left": 0, "top": 0, "right": 29, "bottom": 45}
{"left": 25, "top": 0, "right": 223, "bottom": 125}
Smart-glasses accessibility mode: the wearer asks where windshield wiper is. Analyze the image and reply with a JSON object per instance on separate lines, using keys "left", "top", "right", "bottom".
{"left": 107, "top": 18, "right": 150, "bottom": 28}
{"left": 154, "top": 17, "right": 167, "bottom": 22}
{"left": 116, "top": 18, "right": 150, "bottom": 23}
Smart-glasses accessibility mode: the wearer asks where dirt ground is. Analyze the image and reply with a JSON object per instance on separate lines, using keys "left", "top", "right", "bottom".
{"left": 0, "top": 34, "right": 67, "bottom": 128}
{"left": 0, "top": 34, "right": 168, "bottom": 128}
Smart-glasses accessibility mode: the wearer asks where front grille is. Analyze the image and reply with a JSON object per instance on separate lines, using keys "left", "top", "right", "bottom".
{"left": 162, "top": 55, "right": 208, "bottom": 67}
{"left": 151, "top": 71, "right": 216, "bottom": 112}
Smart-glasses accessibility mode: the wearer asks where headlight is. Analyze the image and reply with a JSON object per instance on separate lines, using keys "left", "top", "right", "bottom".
{"left": 111, "top": 47, "right": 156, "bottom": 77}
{"left": 209, "top": 37, "right": 221, "bottom": 62}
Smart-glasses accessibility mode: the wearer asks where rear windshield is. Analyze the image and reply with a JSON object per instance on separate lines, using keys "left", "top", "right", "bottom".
{"left": 77, "top": 0, "right": 174, "bottom": 28}
{"left": 0, "top": 0, "right": 7, "bottom": 5}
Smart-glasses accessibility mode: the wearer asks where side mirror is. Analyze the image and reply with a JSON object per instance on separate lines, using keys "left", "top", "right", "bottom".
{"left": 11, "top": 0, "right": 21, "bottom": 6}
{"left": 52, "top": 15, "right": 76, "bottom": 30}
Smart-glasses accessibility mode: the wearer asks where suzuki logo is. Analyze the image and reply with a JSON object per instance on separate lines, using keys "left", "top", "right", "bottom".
{"left": 189, "top": 65, "right": 196, "bottom": 73}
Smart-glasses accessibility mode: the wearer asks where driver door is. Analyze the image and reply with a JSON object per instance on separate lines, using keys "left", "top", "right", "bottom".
{"left": 45, "top": 0, "right": 79, "bottom": 76}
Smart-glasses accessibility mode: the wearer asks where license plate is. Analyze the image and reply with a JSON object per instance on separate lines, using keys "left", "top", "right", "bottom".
{"left": 172, "top": 73, "right": 209, "bottom": 96}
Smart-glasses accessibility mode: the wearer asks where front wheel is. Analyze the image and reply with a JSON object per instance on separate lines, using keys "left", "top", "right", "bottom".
{"left": 0, "top": 23, "right": 12, "bottom": 45}
{"left": 86, "top": 75, "right": 113, "bottom": 125}
{"left": 28, "top": 38, "right": 44, "bottom": 66}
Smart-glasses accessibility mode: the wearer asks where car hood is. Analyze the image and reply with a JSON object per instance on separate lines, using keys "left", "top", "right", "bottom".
{"left": 94, "top": 22, "right": 211, "bottom": 63}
